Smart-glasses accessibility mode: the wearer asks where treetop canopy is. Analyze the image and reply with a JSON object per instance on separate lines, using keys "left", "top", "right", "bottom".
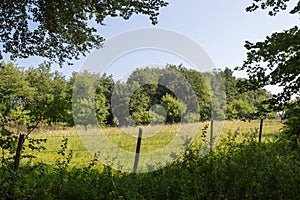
{"left": 0, "top": 0, "right": 168, "bottom": 66}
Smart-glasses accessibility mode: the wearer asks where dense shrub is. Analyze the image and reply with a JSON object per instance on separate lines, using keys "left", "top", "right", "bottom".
{"left": 283, "top": 99, "right": 300, "bottom": 149}
{"left": 1, "top": 131, "right": 300, "bottom": 199}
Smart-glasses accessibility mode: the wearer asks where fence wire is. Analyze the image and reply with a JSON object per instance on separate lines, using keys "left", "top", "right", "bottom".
{"left": 25, "top": 120, "right": 283, "bottom": 166}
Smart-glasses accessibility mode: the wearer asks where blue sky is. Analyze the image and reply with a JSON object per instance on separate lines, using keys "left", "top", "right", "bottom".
{"left": 6, "top": 0, "right": 299, "bottom": 83}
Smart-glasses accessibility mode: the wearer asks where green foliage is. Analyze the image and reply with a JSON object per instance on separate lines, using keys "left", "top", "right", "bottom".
{"left": 127, "top": 67, "right": 162, "bottom": 85}
{"left": 73, "top": 98, "right": 98, "bottom": 130}
{"left": 0, "top": 62, "right": 72, "bottom": 127}
{"left": 161, "top": 94, "right": 187, "bottom": 124}
{"left": 149, "top": 108, "right": 166, "bottom": 124}
{"left": 1, "top": 128, "right": 300, "bottom": 199}
{"left": 0, "top": 1, "right": 168, "bottom": 65}
{"left": 239, "top": 0, "right": 300, "bottom": 141}
{"left": 283, "top": 98, "right": 300, "bottom": 148}
{"left": 111, "top": 81, "right": 135, "bottom": 126}
{"left": 183, "top": 113, "right": 200, "bottom": 123}
{"left": 0, "top": 128, "right": 18, "bottom": 167}
{"left": 209, "top": 69, "right": 227, "bottom": 120}
{"left": 0, "top": 62, "right": 32, "bottom": 126}
{"left": 176, "top": 65, "right": 211, "bottom": 120}
{"left": 72, "top": 71, "right": 115, "bottom": 128}
{"left": 246, "top": 0, "right": 300, "bottom": 16}
{"left": 129, "top": 85, "right": 153, "bottom": 125}
{"left": 237, "top": 26, "right": 300, "bottom": 108}
{"left": 220, "top": 67, "right": 274, "bottom": 120}
{"left": 116, "top": 66, "right": 198, "bottom": 125}
{"left": 227, "top": 99, "right": 252, "bottom": 119}
{"left": 1, "top": 63, "right": 275, "bottom": 127}
{"left": 97, "top": 74, "right": 115, "bottom": 126}
{"left": 0, "top": 62, "right": 72, "bottom": 174}
{"left": 128, "top": 83, "right": 170, "bottom": 125}
{"left": 239, "top": 1, "right": 299, "bottom": 109}
{"left": 26, "top": 62, "right": 72, "bottom": 125}
{"left": 0, "top": 127, "right": 46, "bottom": 199}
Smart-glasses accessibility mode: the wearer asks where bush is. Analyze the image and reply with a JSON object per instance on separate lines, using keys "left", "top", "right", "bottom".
{"left": 1, "top": 129, "right": 300, "bottom": 199}
{"left": 283, "top": 99, "right": 300, "bottom": 148}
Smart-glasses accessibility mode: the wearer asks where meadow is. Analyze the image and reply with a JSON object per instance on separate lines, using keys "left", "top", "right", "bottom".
{"left": 24, "top": 119, "right": 283, "bottom": 169}
{"left": 6, "top": 119, "right": 300, "bottom": 199}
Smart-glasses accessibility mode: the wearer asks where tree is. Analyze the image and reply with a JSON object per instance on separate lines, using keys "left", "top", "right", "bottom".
{"left": 283, "top": 98, "right": 300, "bottom": 147}
{"left": 25, "top": 63, "right": 71, "bottom": 125}
{"left": 0, "top": 63, "right": 31, "bottom": 123}
{"left": 72, "top": 71, "right": 104, "bottom": 130}
{"left": 236, "top": 26, "right": 300, "bottom": 108}
{"left": 203, "top": 70, "right": 227, "bottom": 120}
{"left": 0, "top": 0, "right": 168, "bottom": 173}
{"left": 129, "top": 84, "right": 153, "bottom": 125}
{"left": 237, "top": 1, "right": 299, "bottom": 108}
{"left": 246, "top": 0, "right": 300, "bottom": 16}
{"left": 127, "top": 83, "right": 169, "bottom": 125}
{"left": 127, "top": 67, "right": 161, "bottom": 85}
{"left": 0, "top": 0, "right": 168, "bottom": 65}
{"left": 51, "top": 71, "right": 73, "bottom": 126}
{"left": 219, "top": 68, "right": 274, "bottom": 120}
{"left": 237, "top": 0, "right": 300, "bottom": 144}
{"left": 111, "top": 81, "right": 139, "bottom": 126}
{"left": 96, "top": 74, "right": 115, "bottom": 126}
{"left": 176, "top": 65, "right": 211, "bottom": 121}
{"left": 220, "top": 68, "right": 239, "bottom": 104}
{"left": 227, "top": 99, "right": 253, "bottom": 120}
{"left": 0, "top": 62, "right": 46, "bottom": 173}
{"left": 161, "top": 94, "right": 187, "bottom": 124}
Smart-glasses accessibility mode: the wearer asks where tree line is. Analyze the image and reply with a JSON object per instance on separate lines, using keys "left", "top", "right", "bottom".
{"left": 0, "top": 0, "right": 297, "bottom": 135}
{"left": 0, "top": 62, "right": 276, "bottom": 130}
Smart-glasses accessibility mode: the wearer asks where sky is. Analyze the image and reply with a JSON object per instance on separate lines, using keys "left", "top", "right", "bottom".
{"left": 6, "top": 0, "right": 299, "bottom": 86}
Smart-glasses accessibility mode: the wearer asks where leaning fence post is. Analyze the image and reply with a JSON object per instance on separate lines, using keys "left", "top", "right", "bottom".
{"left": 259, "top": 118, "right": 263, "bottom": 143}
{"left": 210, "top": 120, "right": 213, "bottom": 152}
{"left": 133, "top": 127, "right": 143, "bottom": 173}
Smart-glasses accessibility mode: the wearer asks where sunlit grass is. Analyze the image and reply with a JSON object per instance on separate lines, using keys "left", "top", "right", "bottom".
{"left": 24, "top": 130, "right": 93, "bottom": 167}
{"left": 102, "top": 124, "right": 182, "bottom": 153}
{"left": 23, "top": 120, "right": 283, "bottom": 168}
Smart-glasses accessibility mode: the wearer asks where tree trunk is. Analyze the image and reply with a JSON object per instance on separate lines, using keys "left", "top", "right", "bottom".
{"left": 14, "top": 134, "right": 25, "bottom": 173}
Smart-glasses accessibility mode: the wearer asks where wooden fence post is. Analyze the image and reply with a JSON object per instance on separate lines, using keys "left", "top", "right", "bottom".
{"left": 210, "top": 120, "right": 213, "bottom": 152}
{"left": 133, "top": 127, "right": 143, "bottom": 173}
{"left": 259, "top": 118, "right": 263, "bottom": 143}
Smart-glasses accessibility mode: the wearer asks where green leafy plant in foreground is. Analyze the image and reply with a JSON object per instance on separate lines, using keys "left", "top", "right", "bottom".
{"left": 1, "top": 128, "right": 300, "bottom": 199}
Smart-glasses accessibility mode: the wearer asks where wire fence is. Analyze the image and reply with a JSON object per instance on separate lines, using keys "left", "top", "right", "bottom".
{"left": 25, "top": 120, "right": 283, "bottom": 168}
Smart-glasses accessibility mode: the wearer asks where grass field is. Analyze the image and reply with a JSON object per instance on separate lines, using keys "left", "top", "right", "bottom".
{"left": 8, "top": 119, "right": 300, "bottom": 199}
{"left": 24, "top": 119, "right": 283, "bottom": 170}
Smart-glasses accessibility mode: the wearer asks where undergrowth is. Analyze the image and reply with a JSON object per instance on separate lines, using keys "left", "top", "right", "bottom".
{"left": 1, "top": 131, "right": 300, "bottom": 199}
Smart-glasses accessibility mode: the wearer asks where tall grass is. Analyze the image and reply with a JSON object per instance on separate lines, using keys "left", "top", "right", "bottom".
{"left": 3, "top": 119, "right": 299, "bottom": 199}
{"left": 23, "top": 120, "right": 282, "bottom": 168}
